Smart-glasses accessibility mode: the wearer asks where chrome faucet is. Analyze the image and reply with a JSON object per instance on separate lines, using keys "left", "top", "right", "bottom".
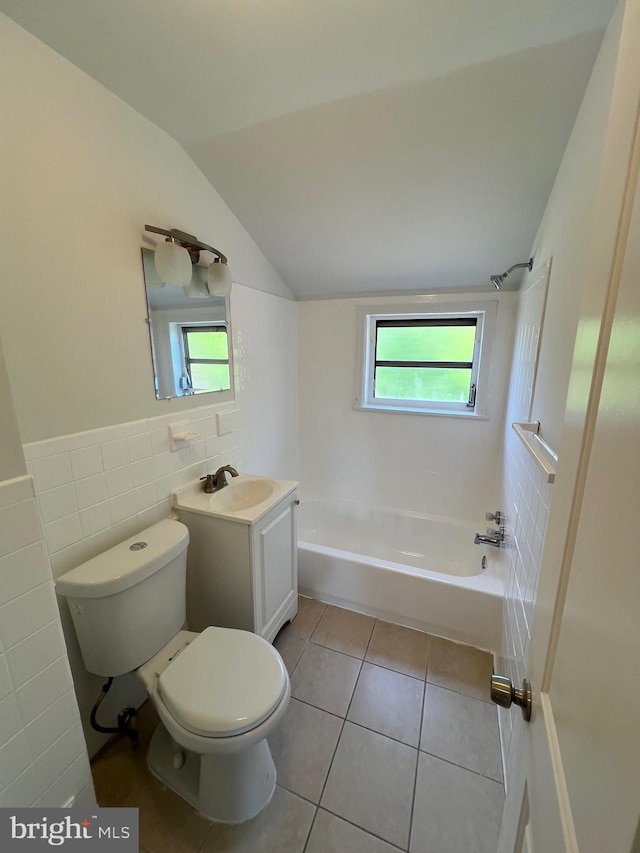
{"left": 200, "top": 465, "right": 239, "bottom": 493}
{"left": 474, "top": 526, "right": 505, "bottom": 548}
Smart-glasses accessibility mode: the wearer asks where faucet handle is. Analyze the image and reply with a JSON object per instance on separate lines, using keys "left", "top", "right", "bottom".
{"left": 485, "top": 510, "right": 505, "bottom": 525}
{"left": 200, "top": 474, "right": 215, "bottom": 493}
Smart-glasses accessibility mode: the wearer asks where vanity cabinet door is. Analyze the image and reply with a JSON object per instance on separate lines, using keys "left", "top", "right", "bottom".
{"left": 252, "top": 492, "right": 298, "bottom": 642}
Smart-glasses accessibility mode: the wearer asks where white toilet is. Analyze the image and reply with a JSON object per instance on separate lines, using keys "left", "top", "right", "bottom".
{"left": 56, "top": 519, "right": 290, "bottom": 823}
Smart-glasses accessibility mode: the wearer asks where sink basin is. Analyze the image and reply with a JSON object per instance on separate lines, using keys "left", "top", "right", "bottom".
{"left": 172, "top": 473, "right": 297, "bottom": 524}
{"left": 208, "top": 478, "right": 277, "bottom": 512}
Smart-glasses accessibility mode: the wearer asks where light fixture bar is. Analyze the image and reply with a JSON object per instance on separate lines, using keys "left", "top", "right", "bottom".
{"left": 145, "top": 225, "right": 228, "bottom": 265}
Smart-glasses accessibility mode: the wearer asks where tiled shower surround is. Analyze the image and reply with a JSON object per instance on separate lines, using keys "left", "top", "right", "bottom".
{"left": 24, "top": 404, "right": 243, "bottom": 579}
{"left": 498, "top": 428, "right": 553, "bottom": 757}
{"left": 497, "top": 269, "right": 555, "bottom": 763}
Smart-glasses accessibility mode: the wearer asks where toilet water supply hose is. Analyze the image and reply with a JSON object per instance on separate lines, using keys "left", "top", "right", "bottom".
{"left": 90, "top": 676, "right": 139, "bottom": 747}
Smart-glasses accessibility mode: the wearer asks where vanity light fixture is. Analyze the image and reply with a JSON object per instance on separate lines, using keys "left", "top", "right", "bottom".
{"left": 145, "top": 225, "right": 232, "bottom": 297}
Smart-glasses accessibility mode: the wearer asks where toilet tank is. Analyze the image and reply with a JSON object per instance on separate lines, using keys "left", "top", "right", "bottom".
{"left": 56, "top": 519, "right": 189, "bottom": 677}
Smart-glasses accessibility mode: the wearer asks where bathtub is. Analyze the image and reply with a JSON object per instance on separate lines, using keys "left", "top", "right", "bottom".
{"left": 297, "top": 499, "right": 503, "bottom": 652}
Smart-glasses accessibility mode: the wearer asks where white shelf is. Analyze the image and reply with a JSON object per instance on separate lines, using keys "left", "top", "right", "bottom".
{"left": 512, "top": 422, "right": 557, "bottom": 483}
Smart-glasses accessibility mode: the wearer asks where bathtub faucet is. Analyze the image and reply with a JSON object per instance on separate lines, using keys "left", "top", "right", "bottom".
{"left": 200, "top": 465, "right": 239, "bottom": 493}
{"left": 474, "top": 526, "right": 505, "bottom": 548}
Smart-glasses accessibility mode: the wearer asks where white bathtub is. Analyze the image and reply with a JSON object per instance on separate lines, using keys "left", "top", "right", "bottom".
{"left": 297, "top": 499, "right": 503, "bottom": 652}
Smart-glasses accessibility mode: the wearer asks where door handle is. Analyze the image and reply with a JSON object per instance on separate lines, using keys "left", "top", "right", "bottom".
{"left": 490, "top": 674, "right": 532, "bottom": 722}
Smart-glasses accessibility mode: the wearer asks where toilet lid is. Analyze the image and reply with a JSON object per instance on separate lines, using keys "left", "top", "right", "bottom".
{"left": 158, "top": 627, "right": 287, "bottom": 737}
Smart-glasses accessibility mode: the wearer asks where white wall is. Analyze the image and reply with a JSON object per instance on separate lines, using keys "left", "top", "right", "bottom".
{"left": 233, "top": 286, "right": 299, "bottom": 480}
{"left": 0, "top": 13, "right": 299, "bottom": 765}
{"left": 0, "top": 12, "right": 294, "bottom": 445}
{"left": 526, "top": 6, "right": 624, "bottom": 451}
{"left": 0, "top": 342, "right": 25, "bottom": 482}
{"left": 297, "top": 292, "right": 516, "bottom": 524}
{"left": 498, "top": 0, "right": 627, "bottom": 786}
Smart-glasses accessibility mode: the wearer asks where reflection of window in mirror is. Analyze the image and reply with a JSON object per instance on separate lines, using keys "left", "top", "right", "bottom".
{"left": 141, "top": 248, "right": 234, "bottom": 401}
{"left": 181, "top": 325, "right": 230, "bottom": 394}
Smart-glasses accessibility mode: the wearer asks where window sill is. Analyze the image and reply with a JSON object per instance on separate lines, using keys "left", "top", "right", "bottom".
{"left": 355, "top": 402, "right": 489, "bottom": 420}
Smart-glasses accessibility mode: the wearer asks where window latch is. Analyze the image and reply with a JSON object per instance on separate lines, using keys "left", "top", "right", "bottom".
{"left": 466, "top": 383, "right": 477, "bottom": 408}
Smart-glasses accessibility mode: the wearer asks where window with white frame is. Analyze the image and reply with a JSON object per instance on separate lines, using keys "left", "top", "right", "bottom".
{"left": 357, "top": 306, "right": 494, "bottom": 416}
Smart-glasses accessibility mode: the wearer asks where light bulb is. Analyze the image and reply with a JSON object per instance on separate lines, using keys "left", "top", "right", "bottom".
{"left": 207, "top": 259, "right": 232, "bottom": 297}
{"left": 154, "top": 238, "right": 192, "bottom": 287}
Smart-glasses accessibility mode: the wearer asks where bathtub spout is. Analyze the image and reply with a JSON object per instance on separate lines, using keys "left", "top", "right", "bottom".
{"left": 474, "top": 527, "right": 505, "bottom": 548}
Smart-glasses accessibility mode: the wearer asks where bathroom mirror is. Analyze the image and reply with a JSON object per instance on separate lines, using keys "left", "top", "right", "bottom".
{"left": 141, "top": 248, "right": 234, "bottom": 401}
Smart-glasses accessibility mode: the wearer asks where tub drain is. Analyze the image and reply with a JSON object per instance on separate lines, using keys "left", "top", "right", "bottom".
{"left": 481, "top": 556, "right": 487, "bottom": 571}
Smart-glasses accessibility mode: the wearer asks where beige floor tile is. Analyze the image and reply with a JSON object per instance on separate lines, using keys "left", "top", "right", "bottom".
{"left": 273, "top": 630, "right": 306, "bottom": 675}
{"left": 420, "top": 683, "right": 502, "bottom": 781}
{"left": 306, "top": 809, "right": 402, "bottom": 853}
{"left": 92, "top": 706, "right": 158, "bottom": 807}
{"left": 310, "top": 605, "right": 375, "bottom": 658}
{"left": 290, "top": 643, "right": 361, "bottom": 716}
{"left": 285, "top": 596, "right": 326, "bottom": 640}
{"left": 427, "top": 636, "right": 493, "bottom": 701}
{"left": 321, "top": 722, "right": 417, "bottom": 849}
{"left": 269, "top": 698, "right": 343, "bottom": 802}
{"left": 365, "top": 621, "right": 429, "bottom": 680}
{"left": 92, "top": 743, "right": 147, "bottom": 808}
{"left": 347, "top": 663, "right": 424, "bottom": 747}
{"left": 410, "top": 753, "right": 504, "bottom": 853}
{"left": 201, "top": 786, "right": 315, "bottom": 853}
{"left": 133, "top": 773, "right": 212, "bottom": 853}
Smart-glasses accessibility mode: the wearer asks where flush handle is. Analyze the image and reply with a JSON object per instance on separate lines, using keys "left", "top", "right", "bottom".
{"left": 490, "top": 674, "right": 532, "bottom": 722}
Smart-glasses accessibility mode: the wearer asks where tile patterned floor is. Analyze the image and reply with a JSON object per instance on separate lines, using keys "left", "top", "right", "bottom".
{"left": 91, "top": 597, "right": 504, "bottom": 852}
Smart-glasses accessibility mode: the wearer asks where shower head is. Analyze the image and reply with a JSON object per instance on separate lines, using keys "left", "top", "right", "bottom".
{"left": 490, "top": 257, "right": 533, "bottom": 290}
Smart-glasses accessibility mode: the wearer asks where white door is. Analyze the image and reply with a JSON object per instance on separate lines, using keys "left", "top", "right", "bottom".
{"left": 498, "top": 4, "right": 640, "bottom": 848}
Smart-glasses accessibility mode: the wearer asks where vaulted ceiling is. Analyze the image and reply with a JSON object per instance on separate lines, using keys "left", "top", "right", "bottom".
{"left": 0, "top": 0, "right": 618, "bottom": 297}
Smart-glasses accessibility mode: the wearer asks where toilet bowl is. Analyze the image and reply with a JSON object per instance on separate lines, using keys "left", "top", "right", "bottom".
{"left": 137, "top": 627, "right": 290, "bottom": 822}
{"left": 55, "top": 519, "right": 290, "bottom": 823}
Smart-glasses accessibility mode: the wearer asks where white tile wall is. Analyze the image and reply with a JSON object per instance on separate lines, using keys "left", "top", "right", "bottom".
{"left": 297, "top": 293, "right": 517, "bottom": 521}
{"left": 498, "top": 270, "right": 555, "bottom": 768}
{"left": 0, "top": 475, "right": 95, "bottom": 808}
{"left": 25, "top": 403, "right": 243, "bottom": 578}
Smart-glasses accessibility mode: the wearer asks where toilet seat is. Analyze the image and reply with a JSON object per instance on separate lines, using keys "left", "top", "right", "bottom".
{"left": 158, "top": 626, "right": 287, "bottom": 738}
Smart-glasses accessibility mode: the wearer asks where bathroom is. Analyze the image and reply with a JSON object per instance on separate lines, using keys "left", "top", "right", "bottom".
{"left": 1, "top": 2, "right": 639, "bottom": 852}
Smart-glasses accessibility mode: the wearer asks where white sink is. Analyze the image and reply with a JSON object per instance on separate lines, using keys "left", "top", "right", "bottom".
{"left": 172, "top": 474, "right": 297, "bottom": 524}
{"left": 209, "top": 477, "right": 277, "bottom": 512}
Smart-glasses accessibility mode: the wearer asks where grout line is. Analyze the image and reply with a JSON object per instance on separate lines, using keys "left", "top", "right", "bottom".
{"left": 303, "top": 610, "right": 371, "bottom": 820}
{"left": 286, "top": 695, "right": 346, "bottom": 722}
{"left": 407, "top": 672, "right": 427, "bottom": 852}
{"left": 417, "top": 748, "right": 505, "bottom": 786}
{"left": 300, "top": 804, "right": 318, "bottom": 853}
{"left": 425, "top": 679, "right": 496, "bottom": 704}
{"left": 316, "top": 803, "right": 407, "bottom": 851}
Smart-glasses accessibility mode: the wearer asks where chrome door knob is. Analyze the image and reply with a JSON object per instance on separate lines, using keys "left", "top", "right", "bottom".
{"left": 490, "top": 674, "right": 532, "bottom": 721}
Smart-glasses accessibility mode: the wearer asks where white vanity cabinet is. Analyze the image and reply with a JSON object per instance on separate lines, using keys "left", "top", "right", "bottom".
{"left": 174, "top": 484, "right": 298, "bottom": 643}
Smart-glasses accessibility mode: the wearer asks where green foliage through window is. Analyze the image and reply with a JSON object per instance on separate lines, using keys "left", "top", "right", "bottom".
{"left": 182, "top": 326, "right": 230, "bottom": 393}
{"left": 373, "top": 318, "right": 477, "bottom": 405}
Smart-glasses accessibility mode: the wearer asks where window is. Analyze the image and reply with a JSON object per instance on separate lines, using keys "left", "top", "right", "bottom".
{"left": 357, "top": 305, "right": 494, "bottom": 416}
{"left": 181, "top": 325, "right": 230, "bottom": 393}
